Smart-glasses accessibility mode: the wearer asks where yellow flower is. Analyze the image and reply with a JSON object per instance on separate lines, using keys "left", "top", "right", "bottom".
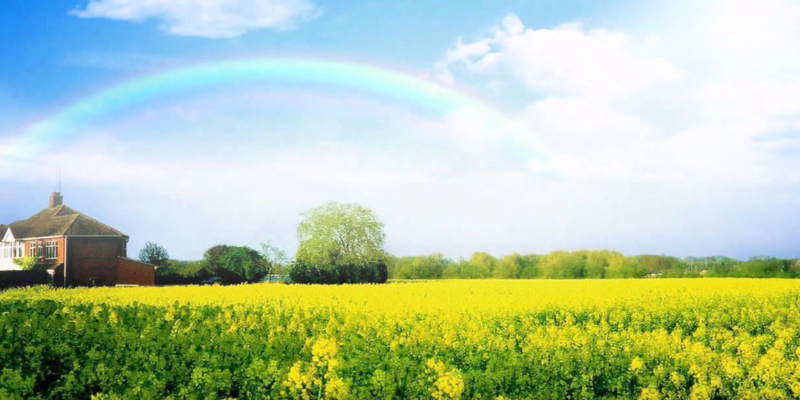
{"left": 630, "top": 357, "right": 645, "bottom": 373}
{"left": 638, "top": 387, "right": 660, "bottom": 400}
{"left": 689, "top": 385, "right": 711, "bottom": 400}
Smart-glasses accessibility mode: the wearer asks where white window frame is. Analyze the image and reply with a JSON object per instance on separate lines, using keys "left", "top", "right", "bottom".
{"left": 13, "top": 241, "right": 23, "bottom": 259}
{"left": 46, "top": 241, "right": 58, "bottom": 260}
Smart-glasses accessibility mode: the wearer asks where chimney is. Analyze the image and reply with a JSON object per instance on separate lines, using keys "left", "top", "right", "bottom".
{"left": 50, "top": 192, "right": 63, "bottom": 208}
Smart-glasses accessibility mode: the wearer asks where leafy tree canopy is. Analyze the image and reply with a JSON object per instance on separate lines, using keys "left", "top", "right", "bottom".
{"left": 296, "top": 202, "right": 386, "bottom": 267}
{"left": 260, "top": 241, "right": 289, "bottom": 277}
{"left": 219, "top": 246, "right": 267, "bottom": 282}
{"left": 139, "top": 242, "right": 170, "bottom": 268}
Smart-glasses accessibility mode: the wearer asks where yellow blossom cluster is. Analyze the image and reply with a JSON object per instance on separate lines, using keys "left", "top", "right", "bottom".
{"left": 3, "top": 279, "right": 800, "bottom": 399}
{"left": 425, "top": 359, "right": 465, "bottom": 400}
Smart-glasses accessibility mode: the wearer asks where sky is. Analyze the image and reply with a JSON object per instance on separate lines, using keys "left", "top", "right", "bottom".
{"left": 1, "top": 0, "right": 799, "bottom": 260}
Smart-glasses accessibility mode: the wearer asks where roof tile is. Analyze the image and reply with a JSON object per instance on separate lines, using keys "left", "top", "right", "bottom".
{"left": 3, "top": 204, "right": 126, "bottom": 239}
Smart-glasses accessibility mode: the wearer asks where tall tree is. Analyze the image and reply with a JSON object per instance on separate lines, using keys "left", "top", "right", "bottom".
{"left": 260, "top": 241, "right": 289, "bottom": 278}
{"left": 296, "top": 202, "right": 386, "bottom": 266}
{"left": 139, "top": 242, "right": 170, "bottom": 268}
{"left": 460, "top": 252, "right": 495, "bottom": 279}
{"left": 218, "top": 246, "right": 267, "bottom": 282}
{"left": 494, "top": 253, "right": 523, "bottom": 279}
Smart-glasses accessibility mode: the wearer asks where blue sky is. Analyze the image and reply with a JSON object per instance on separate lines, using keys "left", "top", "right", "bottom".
{"left": 1, "top": 0, "right": 799, "bottom": 260}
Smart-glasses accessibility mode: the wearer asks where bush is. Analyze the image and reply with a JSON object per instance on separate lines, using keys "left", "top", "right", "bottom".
{"left": 290, "top": 260, "right": 388, "bottom": 284}
{"left": 0, "top": 270, "right": 51, "bottom": 290}
{"left": 12, "top": 257, "right": 47, "bottom": 271}
{"left": 154, "top": 260, "right": 210, "bottom": 286}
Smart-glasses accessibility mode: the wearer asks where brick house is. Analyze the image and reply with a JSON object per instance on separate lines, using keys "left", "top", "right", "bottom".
{"left": 0, "top": 192, "right": 154, "bottom": 286}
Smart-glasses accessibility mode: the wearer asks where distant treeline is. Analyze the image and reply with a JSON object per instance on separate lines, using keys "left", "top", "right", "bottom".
{"left": 387, "top": 251, "right": 800, "bottom": 280}
{"left": 157, "top": 249, "right": 800, "bottom": 284}
{"left": 155, "top": 244, "right": 288, "bottom": 285}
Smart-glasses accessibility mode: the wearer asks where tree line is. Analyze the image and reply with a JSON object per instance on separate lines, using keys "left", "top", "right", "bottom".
{"left": 388, "top": 251, "right": 800, "bottom": 280}
{"left": 143, "top": 202, "right": 389, "bottom": 285}
{"left": 141, "top": 202, "right": 800, "bottom": 285}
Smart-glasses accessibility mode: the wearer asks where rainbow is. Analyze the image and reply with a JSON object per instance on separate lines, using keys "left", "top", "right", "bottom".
{"left": 2, "top": 57, "right": 545, "bottom": 163}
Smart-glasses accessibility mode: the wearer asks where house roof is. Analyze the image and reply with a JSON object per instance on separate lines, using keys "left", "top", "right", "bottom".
{"left": 4, "top": 205, "right": 126, "bottom": 239}
{"left": 0, "top": 225, "right": 7, "bottom": 239}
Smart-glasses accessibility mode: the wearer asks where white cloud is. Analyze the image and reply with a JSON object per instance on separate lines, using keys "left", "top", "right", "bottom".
{"left": 436, "top": 5, "right": 800, "bottom": 187}
{"left": 437, "top": 108, "right": 504, "bottom": 153}
{"left": 434, "top": 14, "right": 681, "bottom": 100}
{"left": 70, "top": 0, "right": 319, "bottom": 38}
{"left": 519, "top": 97, "right": 658, "bottom": 151}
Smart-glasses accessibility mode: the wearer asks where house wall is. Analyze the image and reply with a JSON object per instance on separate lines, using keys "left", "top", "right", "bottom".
{"left": 24, "top": 237, "right": 66, "bottom": 266}
{"left": 67, "top": 237, "right": 127, "bottom": 286}
{"left": 0, "top": 230, "right": 20, "bottom": 271}
{"left": 118, "top": 258, "right": 155, "bottom": 286}
{"left": 0, "top": 237, "right": 66, "bottom": 271}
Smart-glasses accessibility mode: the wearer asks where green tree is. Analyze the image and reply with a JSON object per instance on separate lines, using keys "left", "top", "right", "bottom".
{"left": 586, "top": 251, "right": 618, "bottom": 279}
{"left": 442, "top": 259, "right": 464, "bottom": 279}
{"left": 604, "top": 252, "right": 635, "bottom": 278}
{"left": 296, "top": 202, "right": 386, "bottom": 266}
{"left": 518, "top": 254, "right": 542, "bottom": 278}
{"left": 201, "top": 245, "right": 229, "bottom": 274}
{"left": 494, "top": 254, "right": 524, "bottom": 279}
{"left": 138, "top": 242, "right": 170, "bottom": 268}
{"left": 457, "top": 252, "right": 495, "bottom": 279}
{"left": 541, "top": 251, "right": 587, "bottom": 279}
{"left": 218, "top": 246, "right": 268, "bottom": 282}
{"left": 259, "top": 241, "right": 289, "bottom": 278}
{"left": 395, "top": 254, "right": 451, "bottom": 279}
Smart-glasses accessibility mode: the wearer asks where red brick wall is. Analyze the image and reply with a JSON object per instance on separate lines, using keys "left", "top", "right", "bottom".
{"left": 23, "top": 237, "right": 66, "bottom": 266}
{"left": 67, "top": 237, "right": 126, "bottom": 286}
{"left": 118, "top": 258, "right": 155, "bottom": 286}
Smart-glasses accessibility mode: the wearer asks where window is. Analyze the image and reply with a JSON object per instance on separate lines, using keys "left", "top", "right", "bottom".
{"left": 46, "top": 241, "right": 58, "bottom": 259}
{"left": 13, "top": 241, "right": 23, "bottom": 259}
{"left": 29, "top": 242, "right": 45, "bottom": 258}
{"left": 0, "top": 243, "right": 8, "bottom": 259}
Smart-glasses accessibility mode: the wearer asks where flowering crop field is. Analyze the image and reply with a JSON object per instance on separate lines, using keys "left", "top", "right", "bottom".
{"left": 2, "top": 279, "right": 800, "bottom": 400}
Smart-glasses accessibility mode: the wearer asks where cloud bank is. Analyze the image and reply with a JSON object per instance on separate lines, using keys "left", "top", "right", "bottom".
{"left": 434, "top": 1, "right": 800, "bottom": 188}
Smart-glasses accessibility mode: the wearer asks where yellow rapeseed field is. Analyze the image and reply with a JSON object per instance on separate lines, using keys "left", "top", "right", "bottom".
{"left": 2, "top": 279, "right": 800, "bottom": 399}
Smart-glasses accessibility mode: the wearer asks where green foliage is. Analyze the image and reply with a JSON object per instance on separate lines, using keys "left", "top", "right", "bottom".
{"left": 292, "top": 202, "right": 388, "bottom": 285}
{"left": 260, "top": 241, "right": 289, "bottom": 277}
{"left": 138, "top": 242, "right": 170, "bottom": 268}
{"left": 156, "top": 243, "right": 290, "bottom": 285}
{"left": 289, "top": 259, "right": 388, "bottom": 284}
{"left": 393, "top": 253, "right": 450, "bottom": 279}
{"left": 494, "top": 253, "right": 524, "bottom": 278}
{"left": 156, "top": 260, "right": 206, "bottom": 278}
{"left": 296, "top": 202, "right": 386, "bottom": 267}
{"left": 218, "top": 246, "right": 268, "bottom": 282}
{"left": 541, "top": 251, "right": 587, "bottom": 279}
{"left": 388, "top": 250, "right": 800, "bottom": 280}
{"left": 465, "top": 252, "right": 496, "bottom": 278}
{"left": 199, "top": 245, "right": 270, "bottom": 283}
{"left": 12, "top": 257, "right": 42, "bottom": 271}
